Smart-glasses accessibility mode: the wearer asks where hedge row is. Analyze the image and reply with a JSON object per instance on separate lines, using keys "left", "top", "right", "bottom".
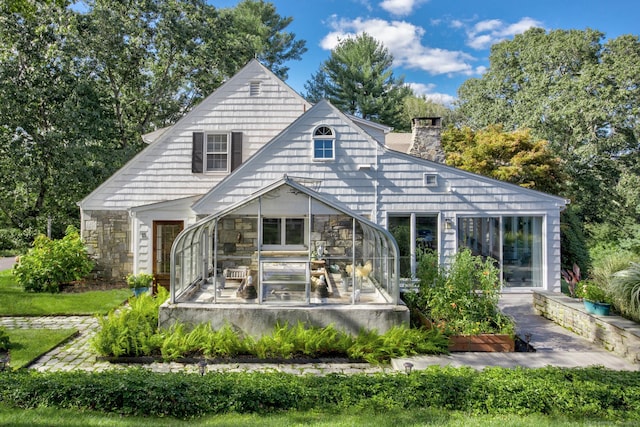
{"left": 1, "top": 366, "right": 639, "bottom": 419}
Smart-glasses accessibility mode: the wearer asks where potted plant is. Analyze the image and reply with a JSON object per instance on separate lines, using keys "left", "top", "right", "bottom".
{"left": 126, "top": 272, "right": 154, "bottom": 297}
{"left": 576, "top": 281, "right": 611, "bottom": 316}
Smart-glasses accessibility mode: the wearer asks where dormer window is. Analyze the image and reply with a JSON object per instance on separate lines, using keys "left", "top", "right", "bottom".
{"left": 313, "top": 126, "right": 335, "bottom": 161}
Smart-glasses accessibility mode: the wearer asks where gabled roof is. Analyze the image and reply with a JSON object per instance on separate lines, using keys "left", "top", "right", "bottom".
{"left": 190, "top": 99, "right": 385, "bottom": 214}
{"left": 79, "top": 59, "right": 311, "bottom": 210}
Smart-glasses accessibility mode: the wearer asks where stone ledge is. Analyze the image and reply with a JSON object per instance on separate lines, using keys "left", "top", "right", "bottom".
{"left": 533, "top": 291, "right": 640, "bottom": 364}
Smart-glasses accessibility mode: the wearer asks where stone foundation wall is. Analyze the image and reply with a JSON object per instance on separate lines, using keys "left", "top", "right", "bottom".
{"left": 82, "top": 210, "right": 132, "bottom": 284}
{"left": 159, "top": 302, "right": 409, "bottom": 337}
{"left": 533, "top": 291, "right": 640, "bottom": 364}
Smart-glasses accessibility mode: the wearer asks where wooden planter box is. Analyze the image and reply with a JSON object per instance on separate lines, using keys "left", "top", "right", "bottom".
{"left": 448, "top": 334, "right": 515, "bottom": 352}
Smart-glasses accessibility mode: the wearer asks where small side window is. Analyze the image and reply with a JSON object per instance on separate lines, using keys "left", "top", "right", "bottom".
{"left": 313, "top": 126, "right": 335, "bottom": 161}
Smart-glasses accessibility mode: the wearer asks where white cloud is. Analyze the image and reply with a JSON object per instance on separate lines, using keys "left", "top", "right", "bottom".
{"left": 466, "top": 17, "right": 543, "bottom": 50}
{"left": 379, "top": 0, "right": 428, "bottom": 17}
{"left": 321, "top": 16, "right": 478, "bottom": 76}
{"left": 408, "top": 82, "right": 456, "bottom": 106}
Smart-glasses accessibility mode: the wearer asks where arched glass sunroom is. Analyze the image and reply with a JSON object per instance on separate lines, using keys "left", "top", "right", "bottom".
{"left": 169, "top": 177, "right": 400, "bottom": 307}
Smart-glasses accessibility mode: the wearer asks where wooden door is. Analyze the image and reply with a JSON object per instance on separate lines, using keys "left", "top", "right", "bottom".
{"left": 153, "top": 221, "right": 184, "bottom": 291}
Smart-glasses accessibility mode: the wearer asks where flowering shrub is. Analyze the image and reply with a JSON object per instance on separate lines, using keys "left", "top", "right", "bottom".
{"left": 404, "top": 249, "right": 514, "bottom": 336}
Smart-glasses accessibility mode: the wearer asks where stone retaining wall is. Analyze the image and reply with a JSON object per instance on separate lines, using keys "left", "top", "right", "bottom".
{"left": 533, "top": 291, "right": 640, "bottom": 364}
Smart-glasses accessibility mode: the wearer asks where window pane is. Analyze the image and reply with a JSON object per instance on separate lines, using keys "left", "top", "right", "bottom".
{"left": 503, "top": 216, "right": 543, "bottom": 288}
{"left": 285, "top": 218, "right": 305, "bottom": 245}
{"left": 206, "top": 134, "right": 228, "bottom": 171}
{"left": 207, "top": 154, "right": 227, "bottom": 171}
{"left": 388, "top": 216, "right": 411, "bottom": 278}
{"left": 314, "top": 140, "right": 333, "bottom": 159}
{"left": 263, "top": 218, "right": 281, "bottom": 245}
{"left": 416, "top": 216, "right": 438, "bottom": 251}
{"left": 458, "top": 217, "right": 500, "bottom": 261}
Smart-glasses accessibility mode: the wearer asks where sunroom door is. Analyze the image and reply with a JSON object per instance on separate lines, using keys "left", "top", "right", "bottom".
{"left": 153, "top": 221, "right": 184, "bottom": 290}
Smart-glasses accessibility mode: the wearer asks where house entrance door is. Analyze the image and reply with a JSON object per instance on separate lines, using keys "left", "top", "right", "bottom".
{"left": 153, "top": 221, "right": 184, "bottom": 291}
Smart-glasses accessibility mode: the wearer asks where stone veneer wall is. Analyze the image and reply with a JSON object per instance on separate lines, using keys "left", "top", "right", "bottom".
{"left": 409, "top": 117, "right": 445, "bottom": 163}
{"left": 533, "top": 291, "right": 640, "bottom": 364}
{"left": 82, "top": 210, "right": 132, "bottom": 284}
{"left": 216, "top": 214, "right": 363, "bottom": 268}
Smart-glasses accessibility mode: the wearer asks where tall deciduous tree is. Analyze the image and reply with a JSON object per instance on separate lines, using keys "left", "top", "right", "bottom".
{"left": 456, "top": 28, "right": 640, "bottom": 227}
{"left": 0, "top": 2, "right": 117, "bottom": 244}
{"left": 0, "top": 0, "right": 307, "bottom": 247}
{"left": 442, "top": 125, "right": 565, "bottom": 195}
{"left": 304, "top": 33, "right": 411, "bottom": 130}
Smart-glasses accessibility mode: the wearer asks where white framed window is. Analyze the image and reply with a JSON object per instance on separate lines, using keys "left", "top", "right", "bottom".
{"left": 262, "top": 217, "right": 306, "bottom": 249}
{"left": 312, "top": 126, "right": 335, "bottom": 161}
{"left": 423, "top": 173, "right": 438, "bottom": 187}
{"left": 206, "top": 133, "right": 229, "bottom": 172}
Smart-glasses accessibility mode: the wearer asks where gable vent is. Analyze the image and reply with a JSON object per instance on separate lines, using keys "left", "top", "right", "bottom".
{"left": 423, "top": 173, "right": 438, "bottom": 187}
{"left": 249, "top": 81, "right": 261, "bottom": 96}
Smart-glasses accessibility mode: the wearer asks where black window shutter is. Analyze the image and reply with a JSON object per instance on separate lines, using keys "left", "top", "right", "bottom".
{"left": 192, "top": 132, "right": 204, "bottom": 173}
{"left": 231, "top": 132, "right": 243, "bottom": 171}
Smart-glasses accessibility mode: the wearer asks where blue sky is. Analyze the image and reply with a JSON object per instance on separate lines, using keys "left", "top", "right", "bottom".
{"left": 216, "top": 0, "right": 639, "bottom": 105}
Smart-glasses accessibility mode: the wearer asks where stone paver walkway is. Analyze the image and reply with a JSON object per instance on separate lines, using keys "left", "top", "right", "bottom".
{"left": 2, "top": 255, "right": 639, "bottom": 374}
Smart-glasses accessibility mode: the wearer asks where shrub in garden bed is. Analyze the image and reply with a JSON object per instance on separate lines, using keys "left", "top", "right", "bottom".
{"left": 403, "top": 249, "right": 515, "bottom": 336}
{"left": 0, "top": 367, "right": 639, "bottom": 420}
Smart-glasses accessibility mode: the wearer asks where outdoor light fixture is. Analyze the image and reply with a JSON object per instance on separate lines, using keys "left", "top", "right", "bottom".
{"left": 0, "top": 352, "right": 9, "bottom": 372}
{"left": 444, "top": 218, "right": 454, "bottom": 230}
{"left": 198, "top": 359, "right": 207, "bottom": 376}
{"left": 403, "top": 362, "right": 414, "bottom": 374}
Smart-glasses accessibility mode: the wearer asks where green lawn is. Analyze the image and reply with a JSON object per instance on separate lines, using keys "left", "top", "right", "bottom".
{"left": 5, "top": 328, "right": 77, "bottom": 369}
{"left": 0, "top": 406, "right": 633, "bottom": 427}
{"left": 0, "top": 270, "right": 130, "bottom": 316}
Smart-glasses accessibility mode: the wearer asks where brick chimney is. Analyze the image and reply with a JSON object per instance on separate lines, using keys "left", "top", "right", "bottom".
{"left": 409, "top": 117, "right": 445, "bottom": 163}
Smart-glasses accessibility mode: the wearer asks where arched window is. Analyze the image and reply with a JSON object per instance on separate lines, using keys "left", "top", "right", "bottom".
{"left": 312, "top": 126, "right": 335, "bottom": 160}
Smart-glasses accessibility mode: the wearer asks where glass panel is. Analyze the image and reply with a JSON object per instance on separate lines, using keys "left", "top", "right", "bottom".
{"left": 416, "top": 215, "right": 438, "bottom": 251}
{"left": 457, "top": 217, "right": 501, "bottom": 261}
{"left": 388, "top": 216, "right": 411, "bottom": 278}
{"left": 314, "top": 140, "right": 333, "bottom": 159}
{"left": 285, "top": 218, "right": 305, "bottom": 245}
{"left": 503, "top": 216, "right": 543, "bottom": 288}
{"left": 261, "top": 261, "right": 308, "bottom": 303}
{"left": 262, "top": 218, "right": 281, "bottom": 245}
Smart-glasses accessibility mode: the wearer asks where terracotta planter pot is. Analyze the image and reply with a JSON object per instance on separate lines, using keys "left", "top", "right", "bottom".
{"left": 448, "top": 334, "right": 515, "bottom": 352}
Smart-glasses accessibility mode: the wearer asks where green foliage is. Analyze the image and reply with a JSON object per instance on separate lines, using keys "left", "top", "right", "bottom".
{"left": 347, "top": 326, "right": 448, "bottom": 364}
{"left": 12, "top": 226, "right": 94, "bottom": 293}
{"left": 406, "top": 249, "right": 515, "bottom": 336}
{"left": 456, "top": 27, "right": 640, "bottom": 239}
{"left": 125, "top": 272, "right": 154, "bottom": 289}
{"left": 560, "top": 206, "right": 591, "bottom": 272}
{"left": 0, "top": 1, "right": 306, "bottom": 243}
{"left": 304, "top": 33, "right": 412, "bottom": 130}
{"left": 90, "top": 288, "right": 168, "bottom": 357}
{"left": 610, "top": 263, "right": 640, "bottom": 322}
{"left": 575, "top": 281, "right": 609, "bottom": 303}
{"left": 442, "top": 125, "right": 565, "bottom": 195}
{"left": 0, "top": 326, "right": 9, "bottom": 352}
{"left": 1, "top": 366, "right": 639, "bottom": 419}
{"left": 92, "top": 300, "right": 448, "bottom": 364}
{"left": 588, "top": 247, "right": 639, "bottom": 291}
